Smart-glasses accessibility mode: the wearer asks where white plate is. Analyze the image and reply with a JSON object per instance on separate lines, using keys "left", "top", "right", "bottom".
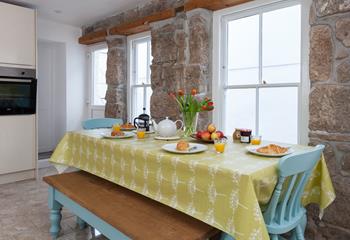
{"left": 246, "top": 145, "right": 294, "bottom": 157}
{"left": 154, "top": 135, "right": 181, "bottom": 141}
{"left": 162, "top": 143, "right": 208, "bottom": 154}
{"left": 101, "top": 132, "right": 135, "bottom": 139}
{"left": 132, "top": 130, "right": 155, "bottom": 134}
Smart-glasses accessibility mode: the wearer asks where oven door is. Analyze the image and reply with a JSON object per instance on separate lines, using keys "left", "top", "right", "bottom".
{"left": 0, "top": 77, "right": 37, "bottom": 115}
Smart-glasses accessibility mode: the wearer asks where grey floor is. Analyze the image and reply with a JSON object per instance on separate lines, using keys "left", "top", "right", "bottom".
{"left": 0, "top": 167, "right": 108, "bottom": 240}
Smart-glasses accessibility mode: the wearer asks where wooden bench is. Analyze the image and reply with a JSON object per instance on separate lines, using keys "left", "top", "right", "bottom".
{"left": 43, "top": 171, "right": 221, "bottom": 240}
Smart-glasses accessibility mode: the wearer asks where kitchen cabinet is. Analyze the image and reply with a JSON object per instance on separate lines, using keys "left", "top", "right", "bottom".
{"left": 0, "top": 115, "right": 36, "bottom": 176}
{"left": 0, "top": 2, "right": 36, "bottom": 68}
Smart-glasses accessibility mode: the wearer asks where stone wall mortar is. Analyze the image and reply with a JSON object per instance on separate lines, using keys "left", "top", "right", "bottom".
{"left": 308, "top": 1, "right": 350, "bottom": 238}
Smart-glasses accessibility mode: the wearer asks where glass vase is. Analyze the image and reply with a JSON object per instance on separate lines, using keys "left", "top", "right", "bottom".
{"left": 182, "top": 112, "right": 199, "bottom": 137}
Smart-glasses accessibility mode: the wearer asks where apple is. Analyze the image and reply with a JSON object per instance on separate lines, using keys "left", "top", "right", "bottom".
{"left": 201, "top": 131, "right": 211, "bottom": 141}
{"left": 211, "top": 132, "right": 219, "bottom": 140}
{"left": 196, "top": 131, "right": 203, "bottom": 139}
{"left": 216, "top": 131, "right": 224, "bottom": 138}
{"left": 207, "top": 123, "right": 216, "bottom": 133}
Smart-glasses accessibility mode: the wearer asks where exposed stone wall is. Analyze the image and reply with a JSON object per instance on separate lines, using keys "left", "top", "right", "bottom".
{"left": 104, "top": 36, "right": 127, "bottom": 121}
{"left": 82, "top": 0, "right": 185, "bottom": 35}
{"left": 307, "top": 1, "right": 350, "bottom": 239}
{"left": 150, "top": 9, "right": 212, "bottom": 129}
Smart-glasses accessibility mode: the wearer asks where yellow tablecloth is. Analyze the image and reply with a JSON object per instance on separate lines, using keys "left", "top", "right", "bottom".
{"left": 50, "top": 130, "right": 335, "bottom": 240}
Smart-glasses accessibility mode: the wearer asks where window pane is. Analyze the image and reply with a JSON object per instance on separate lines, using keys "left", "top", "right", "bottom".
{"left": 93, "top": 48, "right": 107, "bottom": 106}
{"left": 262, "top": 5, "right": 301, "bottom": 84}
{"left": 259, "top": 87, "right": 298, "bottom": 144}
{"left": 136, "top": 42, "right": 148, "bottom": 84}
{"left": 227, "top": 15, "right": 259, "bottom": 85}
{"left": 132, "top": 87, "right": 144, "bottom": 119}
{"left": 224, "top": 89, "right": 256, "bottom": 134}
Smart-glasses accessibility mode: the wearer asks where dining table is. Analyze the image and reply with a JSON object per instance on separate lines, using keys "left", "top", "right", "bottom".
{"left": 50, "top": 129, "right": 335, "bottom": 240}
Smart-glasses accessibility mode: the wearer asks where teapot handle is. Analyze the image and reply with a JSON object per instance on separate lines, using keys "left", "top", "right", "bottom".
{"left": 174, "top": 120, "right": 184, "bottom": 131}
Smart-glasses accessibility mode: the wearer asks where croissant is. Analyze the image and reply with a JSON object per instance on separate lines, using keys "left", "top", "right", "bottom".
{"left": 257, "top": 144, "right": 288, "bottom": 154}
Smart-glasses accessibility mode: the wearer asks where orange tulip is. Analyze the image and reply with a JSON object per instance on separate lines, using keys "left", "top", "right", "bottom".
{"left": 178, "top": 89, "right": 184, "bottom": 96}
{"left": 191, "top": 88, "right": 197, "bottom": 96}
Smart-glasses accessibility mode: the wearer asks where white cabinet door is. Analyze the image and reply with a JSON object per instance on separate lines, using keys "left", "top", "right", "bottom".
{"left": 0, "top": 2, "right": 36, "bottom": 68}
{"left": 0, "top": 115, "right": 36, "bottom": 175}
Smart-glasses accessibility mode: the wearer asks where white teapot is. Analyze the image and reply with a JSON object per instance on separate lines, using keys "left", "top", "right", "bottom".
{"left": 152, "top": 117, "right": 183, "bottom": 137}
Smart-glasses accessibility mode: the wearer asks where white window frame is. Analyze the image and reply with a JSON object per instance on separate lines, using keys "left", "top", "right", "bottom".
{"left": 87, "top": 43, "right": 108, "bottom": 116}
{"left": 212, "top": 0, "right": 311, "bottom": 144}
{"left": 127, "top": 31, "right": 152, "bottom": 122}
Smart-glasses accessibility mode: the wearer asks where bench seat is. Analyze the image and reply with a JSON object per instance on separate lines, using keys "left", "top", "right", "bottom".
{"left": 43, "top": 171, "right": 220, "bottom": 240}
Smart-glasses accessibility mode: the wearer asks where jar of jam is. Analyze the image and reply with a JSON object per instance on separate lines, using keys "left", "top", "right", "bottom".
{"left": 240, "top": 129, "right": 252, "bottom": 143}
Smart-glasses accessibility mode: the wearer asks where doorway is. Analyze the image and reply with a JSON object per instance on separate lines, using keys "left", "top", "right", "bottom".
{"left": 37, "top": 40, "right": 66, "bottom": 158}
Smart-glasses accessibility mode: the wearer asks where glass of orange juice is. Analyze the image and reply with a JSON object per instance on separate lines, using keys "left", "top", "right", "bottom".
{"left": 137, "top": 128, "right": 146, "bottom": 139}
{"left": 113, "top": 124, "right": 121, "bottom": 132}
{"left": 251, "top": 136, "right": 262, "bottom": 145}
{"left": 214, "top": 138, "right": 227, "bottom": 153}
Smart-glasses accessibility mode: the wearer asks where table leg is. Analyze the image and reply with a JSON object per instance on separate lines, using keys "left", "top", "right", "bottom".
{"left": 48, "top": 187, "right": 62, "bottom": 239}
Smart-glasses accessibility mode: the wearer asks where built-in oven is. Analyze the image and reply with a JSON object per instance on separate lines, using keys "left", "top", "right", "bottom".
{"left": 0, "top": 67, "right": 37, "bottom": 115}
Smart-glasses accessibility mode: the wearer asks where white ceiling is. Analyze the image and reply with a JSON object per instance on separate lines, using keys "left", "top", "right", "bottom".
{"left": 4, "top": 0, "right": 144, "bottom": 27}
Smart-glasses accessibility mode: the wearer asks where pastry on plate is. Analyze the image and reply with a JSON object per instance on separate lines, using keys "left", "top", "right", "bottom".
{"left": 176, "top": 140, "right": 190, "bottom": 151}
{"left": 111, "top": 130, "right": 125, "bottom": 137}
{"left": 256, "top": 144, "right": 288, "bottom": 154}
{"left": 121, "top": 122, "right": 135, "bottom": 129}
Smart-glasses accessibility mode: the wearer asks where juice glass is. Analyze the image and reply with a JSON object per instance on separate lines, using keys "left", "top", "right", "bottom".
{"left": 251, "top": 136, "right": 262, "bottom": 145}
{"left": 214, "top": 138, "right": 227, "bottom": 153}
{"left": 113, "top": 124, "right": 121, "bottom": 132}
{"left": 137, "top": 128, "right": 146, "bottom": 139}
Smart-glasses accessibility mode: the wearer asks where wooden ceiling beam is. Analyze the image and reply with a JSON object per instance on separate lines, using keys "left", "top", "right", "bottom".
{"left": 109, "top": 9, "right": 176, "bottom": 36}
{"left": 78, "top": 29, "right": 107, "bottom": 45}
{"left": 184, "top": 0, "right": 252, "bottom": 11}
{"left": 78, "top": 0, "right": 252, "bottom": 45}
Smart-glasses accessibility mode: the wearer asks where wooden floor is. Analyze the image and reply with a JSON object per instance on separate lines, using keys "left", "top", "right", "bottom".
{"left": 0, "top": 167, "right": 107, "bottom": 240}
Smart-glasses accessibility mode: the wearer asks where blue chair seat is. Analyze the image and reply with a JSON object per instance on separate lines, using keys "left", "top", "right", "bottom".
{"left": 82, "top": 118, "right": 123, "bottom": 130}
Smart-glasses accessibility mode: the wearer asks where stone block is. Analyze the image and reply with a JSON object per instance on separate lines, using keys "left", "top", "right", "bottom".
{"left": 151, "top": 24, "right": 177, "bottom": 64}
{"left": 337, "top": 60, "right": 350, "bottom": 83}
{"left": 309, "top": 85, "right": 350, "bottom": 133}
{"left": 315, "top": 0, "right": 350, "bottom": 17}
{"left": 309, "top": 139, "right": 338, "bottom": 176}
{"left": 184, "top": 65, "right": 208, "bottom": 92}
{"left": 335, "top": 45, "right": 349, "bottom": 60}
{"left": 310, "top": 25, "right": 333, "bottom": 82}
{"left": 336, "top": 17, "right": 350, "bottom": 48}
{"left": 189, "top": 14, "right": 209, "bottom": 65}
{"left": 107, "top": 36, "right": 126, "bottom": 49}
{"left": 321, "top": 175, "right": 350, "bottom": 230}
{"left": 150, "top": 65, "right": 163, "bottom": 89}
{"left": 106, "top": 48, "right": 126, "bottom": 86}
{"left": 150, "top": 90, "right": 180, "bottom": 122}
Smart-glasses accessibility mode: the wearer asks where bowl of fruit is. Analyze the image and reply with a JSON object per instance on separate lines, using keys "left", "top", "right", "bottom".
{"left": 191, "top": 124, "right": 226, "bottom": 143}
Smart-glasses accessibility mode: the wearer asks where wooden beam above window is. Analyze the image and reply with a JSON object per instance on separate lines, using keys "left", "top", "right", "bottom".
{"left": 109, "top": 9, "right": 176, "bottom": 36}
{"left": 78, "top": 0, "right": 251, "bottom": 45}
{"left": 184, "top": 0, "right": 252, "bottom": 11}
{"left": 78, "top": 30, "right": 107, "bottom": 45}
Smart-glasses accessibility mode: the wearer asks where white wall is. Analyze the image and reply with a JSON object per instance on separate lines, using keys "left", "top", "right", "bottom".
{"left": 37, "top": 18, "right": 87, "bottom": 131}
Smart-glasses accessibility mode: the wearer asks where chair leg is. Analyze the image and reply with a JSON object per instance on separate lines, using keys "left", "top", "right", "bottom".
{"left": 77, "top": 216, "right": 87, "bottom": 230}
{"left": 48, "top": 187, "right": 62, "bottom": 239}
{"left": 270, "top": 234, "right": 279, "bottom": 240}
{"left": 219, "top": 232, "right": 235, "bottom": 240}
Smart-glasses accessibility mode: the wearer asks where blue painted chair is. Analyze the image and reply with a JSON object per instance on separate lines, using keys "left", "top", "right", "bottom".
{"left": 220, "top": 144, "right": 325, "bottom": 240}
{"left": 82, "top": 118, "right": 123, "bottom": 130}
{"left": 263, "top": 144, "right": 325, "bottom": 240}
